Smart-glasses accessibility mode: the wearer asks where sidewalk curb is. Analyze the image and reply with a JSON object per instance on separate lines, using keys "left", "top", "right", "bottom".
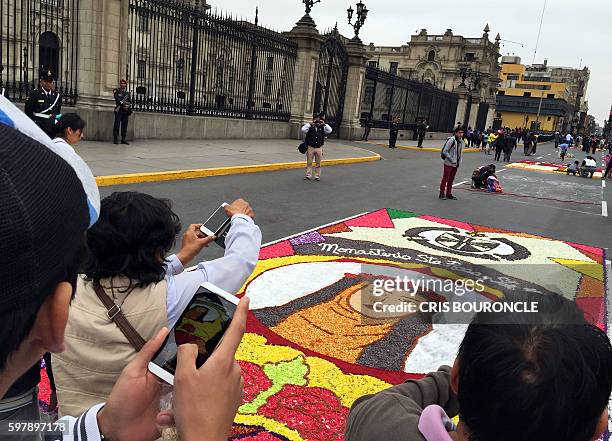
{"left": 95, "top": 153, "right": 382, "bottom": 187}
{"left": 364, "top": 142, "right": 481, "bottom": 153}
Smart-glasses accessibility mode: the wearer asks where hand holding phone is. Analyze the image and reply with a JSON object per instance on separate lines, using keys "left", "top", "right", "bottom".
{"left": 200, "top": 203, "right": 230, "bottom": 237}
{"left": 173, "top": 296, "right": 249, "bottom": 441}
{"left": 176, "top": 224, "right": 215, "bottom": 266}
{"left": 148, "top": 283, "right": 241, "bottom": 385}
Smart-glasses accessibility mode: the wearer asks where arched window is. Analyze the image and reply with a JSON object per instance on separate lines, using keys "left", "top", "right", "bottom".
{"left": 427, "top": 50, "right": 435, "bottom": 62}
{"left": 176, "top": 59, "right": 185, "bottom": 85}
{"left": 39, "top": 31, "right": 60, "bottom": 78}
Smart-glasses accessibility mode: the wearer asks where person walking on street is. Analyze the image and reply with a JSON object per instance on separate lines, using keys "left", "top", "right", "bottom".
{"left": 388, "top": 117, "right": 400, "bottom": 149}
{"left": 302, "top": 114, "right": 332, "bottom": 181}
{"left": 361, "top": 115, "right": 373, "bottom": 141}
{"left": 531, "top": 132, "right": 539, "bottom": 155}
{"left": 504, "top": 131, "right": 517, "bottom": 162}
{"left": 494, "top": 131, "right": 506, "bottom": 161}
{"left": 603, "top": 155, "right": 612, "bottom": 180}
{"left": 24, "top": 69, "right": 62, "bottom": 138}
{"left": 559, "top": 142, "right": 569, "bottom": 161}
{"left": 417, "top": 118, "right": 429, "bottom": 148}
{"left": 113, "top": 79, "right": 132, "bottom": 145}
{"left": 439, "top": 126, "right": 464, "bottom": 200}
{"left": 523, "top": 132, "right": 532, "bottom": 156}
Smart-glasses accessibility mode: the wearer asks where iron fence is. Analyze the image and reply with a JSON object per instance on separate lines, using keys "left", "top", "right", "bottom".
{"left": 0, "top": 0, "right": 79, "bottom": 104}
{"left": 360, "top": 66, "right": 458, "bottom": 133}
{"left": 127, "top": 0, "right": 297, "bottom": 120}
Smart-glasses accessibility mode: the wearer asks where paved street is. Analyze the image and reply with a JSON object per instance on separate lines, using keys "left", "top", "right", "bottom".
{"left": 98, "top": 140, "right": 611, "bottom": 262}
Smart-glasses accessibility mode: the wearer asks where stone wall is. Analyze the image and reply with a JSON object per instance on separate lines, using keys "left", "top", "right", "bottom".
{"left": 73, "top": 108, "right": 291, "bottom": 141}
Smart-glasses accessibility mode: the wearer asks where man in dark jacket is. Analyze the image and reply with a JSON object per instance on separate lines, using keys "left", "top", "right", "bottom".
{"left": 362, "top": 115, "right": 373, "bottom": 141}
{"left": 389, "top": 117, "right": 400, "bottom": 149}
{"left": 504, "top": 132, "right": 517, "bottom": 162}
{"left": 417, "top": 119, "right": 429, "bottom": 148}
{"left": 494, "top": 131, "right": 506, "bottom": 161}
{"left": 24, "top": 69, "right": 62, "bottom": 138}
{"left": 113, "top": 79, "right": 132, "bottom": 145}
{"left": 301, "top": 114, "right": 332, "bottom": 181}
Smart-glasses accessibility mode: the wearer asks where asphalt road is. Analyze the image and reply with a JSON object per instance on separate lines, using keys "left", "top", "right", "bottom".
{"left": 100, "top": 140, "right": 611, "bottom": 261}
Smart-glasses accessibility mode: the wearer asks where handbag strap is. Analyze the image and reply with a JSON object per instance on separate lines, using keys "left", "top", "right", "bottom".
{"left": 93, "top": 281, "right": 146, "bottom": 351}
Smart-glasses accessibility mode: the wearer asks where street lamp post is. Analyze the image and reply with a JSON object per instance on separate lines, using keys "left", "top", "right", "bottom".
{"left": 347, "top": 0, "right": 368, "bottom": 42}
{"left": 303, "top": 0, "right": 321, "bottom": 14}
{"left": 458, "top": 65, "right": 481, "bottom": 129}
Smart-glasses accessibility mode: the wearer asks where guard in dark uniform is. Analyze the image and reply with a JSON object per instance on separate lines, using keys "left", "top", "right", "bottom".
{"left": 24, "top": 69, "right": 62, "bottom": 138}
{"left": 113, "top": 79, "right": 132, "bottom": 144}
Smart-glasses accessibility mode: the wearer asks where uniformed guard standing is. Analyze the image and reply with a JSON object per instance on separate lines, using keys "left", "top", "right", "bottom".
{"left": 24, "top": 69, "right": 62, "bottom": 138}
{"left": 113, "top": 79, "right": 132, "bottom": 144}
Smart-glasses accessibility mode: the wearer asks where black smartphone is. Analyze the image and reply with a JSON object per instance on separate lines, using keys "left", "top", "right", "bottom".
{"left": 148, "top": 283, "right": 239, "bottom": 385}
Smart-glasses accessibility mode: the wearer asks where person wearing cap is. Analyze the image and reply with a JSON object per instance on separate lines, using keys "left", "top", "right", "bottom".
{"left": 24, "top": 69, "right": 62, "bottom": 138}
{"left": 0, "top": 96, "right": 252, "bottom": 441}
{"left": 302, "top": 114, "right": 332, "bottom": 181}
{"left": 113, "top": 79, "right": 132, "bottom": 145}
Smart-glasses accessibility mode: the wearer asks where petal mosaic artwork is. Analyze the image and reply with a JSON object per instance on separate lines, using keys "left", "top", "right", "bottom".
{"left": 38, "top": 209, "right": 609, "bottom": 440}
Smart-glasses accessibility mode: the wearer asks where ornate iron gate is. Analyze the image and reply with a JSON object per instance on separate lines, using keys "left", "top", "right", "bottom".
{"left": 126, "top": 0, "right": 297, "bottom": 120}
{"left": 313, "top": 28, "right": 348, "bottom": 137}
{"left": 0, "top": 0, "right": 79, "bottom": 104}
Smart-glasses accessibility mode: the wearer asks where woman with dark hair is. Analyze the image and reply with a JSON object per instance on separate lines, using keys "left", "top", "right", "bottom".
{"left": 52, "top": 112, "right": 86, "bottom": 148}
{"left": 53, "top": 192, "right": 262, "bottom": 417}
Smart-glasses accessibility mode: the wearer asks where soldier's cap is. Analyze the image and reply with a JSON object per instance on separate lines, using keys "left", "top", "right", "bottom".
{"left": 40, "top": 69, "right": 55, "bottom": 81}
{"left": 0, "top": 96, "right": 100, "bottom": 314}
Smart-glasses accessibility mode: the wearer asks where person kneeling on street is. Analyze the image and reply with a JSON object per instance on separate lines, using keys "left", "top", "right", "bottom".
{"left": 580, "top": 156, "right": 597, "bottom": 178}
{"left": 53, "top": 193, "right": 262, "bottom": 417}
{"left": 567, "top": 160, "right": 580, "bottom": 176}
{"left": 0, "top": 97, "right": 249, "bottom": 441}
{"left": 471, "top": 164, "right": 496, "bottom": 189}
{"left": 344, "top": 292, "right": 612, "bottom": 441}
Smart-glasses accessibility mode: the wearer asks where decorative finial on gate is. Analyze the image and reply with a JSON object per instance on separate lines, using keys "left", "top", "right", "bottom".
{"left": 255, "top": 6, "right": 259, "bottom": 26}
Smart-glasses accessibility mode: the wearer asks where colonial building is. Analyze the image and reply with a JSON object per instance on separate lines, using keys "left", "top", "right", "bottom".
{"left": 365, "top": 25, "right": 501, "bottom": 130}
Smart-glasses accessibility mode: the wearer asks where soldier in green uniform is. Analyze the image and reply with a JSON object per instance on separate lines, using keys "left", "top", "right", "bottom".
{"left": 24, "top": 69, "right": 62, "bottom": 138}
{"left": 113, "top": 79, "right": 132, "bottom": 144}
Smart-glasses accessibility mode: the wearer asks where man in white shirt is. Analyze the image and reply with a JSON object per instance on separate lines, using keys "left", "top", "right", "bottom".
{"left": 581, "top": 156, "right": 597, "bottom": 178}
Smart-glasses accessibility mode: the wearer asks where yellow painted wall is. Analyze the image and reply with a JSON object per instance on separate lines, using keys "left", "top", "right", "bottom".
{"left": 499, "top": 62, "right": 570, "bottom": 99}
{"left": 496, "top": 111, "right": 560, "bottom": 131}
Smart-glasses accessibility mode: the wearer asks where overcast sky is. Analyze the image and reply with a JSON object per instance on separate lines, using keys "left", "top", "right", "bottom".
{"left": 214, "top": 0, "right": 612, "bottom": 124}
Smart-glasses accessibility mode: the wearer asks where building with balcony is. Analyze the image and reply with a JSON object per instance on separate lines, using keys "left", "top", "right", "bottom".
{"left": 494, "top": 56, "right": 575, "bottom": 132}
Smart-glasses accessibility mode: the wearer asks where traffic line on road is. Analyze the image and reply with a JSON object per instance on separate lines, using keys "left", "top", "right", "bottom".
{"left": 452, "top": 180, "right": 468, "bottom": 188}
{"left": 603, "top": 201, "right": 608, "bottom": 217}
{"left": 603, "top": 180, "right": 606, "bottom": 188}
{"left": 95, "top": 153, "right": 382, "bottom": 187}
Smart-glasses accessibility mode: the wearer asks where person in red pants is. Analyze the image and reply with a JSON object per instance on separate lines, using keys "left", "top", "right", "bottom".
{"left": 439, "top": 126, "right": 465, "bottom": 200}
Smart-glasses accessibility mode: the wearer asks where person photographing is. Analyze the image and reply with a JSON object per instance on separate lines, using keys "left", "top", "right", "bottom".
{"left": 302, "top": 114, "right": 332, "bottom": 181}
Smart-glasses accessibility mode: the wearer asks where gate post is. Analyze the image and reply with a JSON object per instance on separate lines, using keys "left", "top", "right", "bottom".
{"left": 338, "top": 40, "right": 368, "bottom": 140}
{"left": 285, "top": 16, "right": 324, "bottom": 139}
